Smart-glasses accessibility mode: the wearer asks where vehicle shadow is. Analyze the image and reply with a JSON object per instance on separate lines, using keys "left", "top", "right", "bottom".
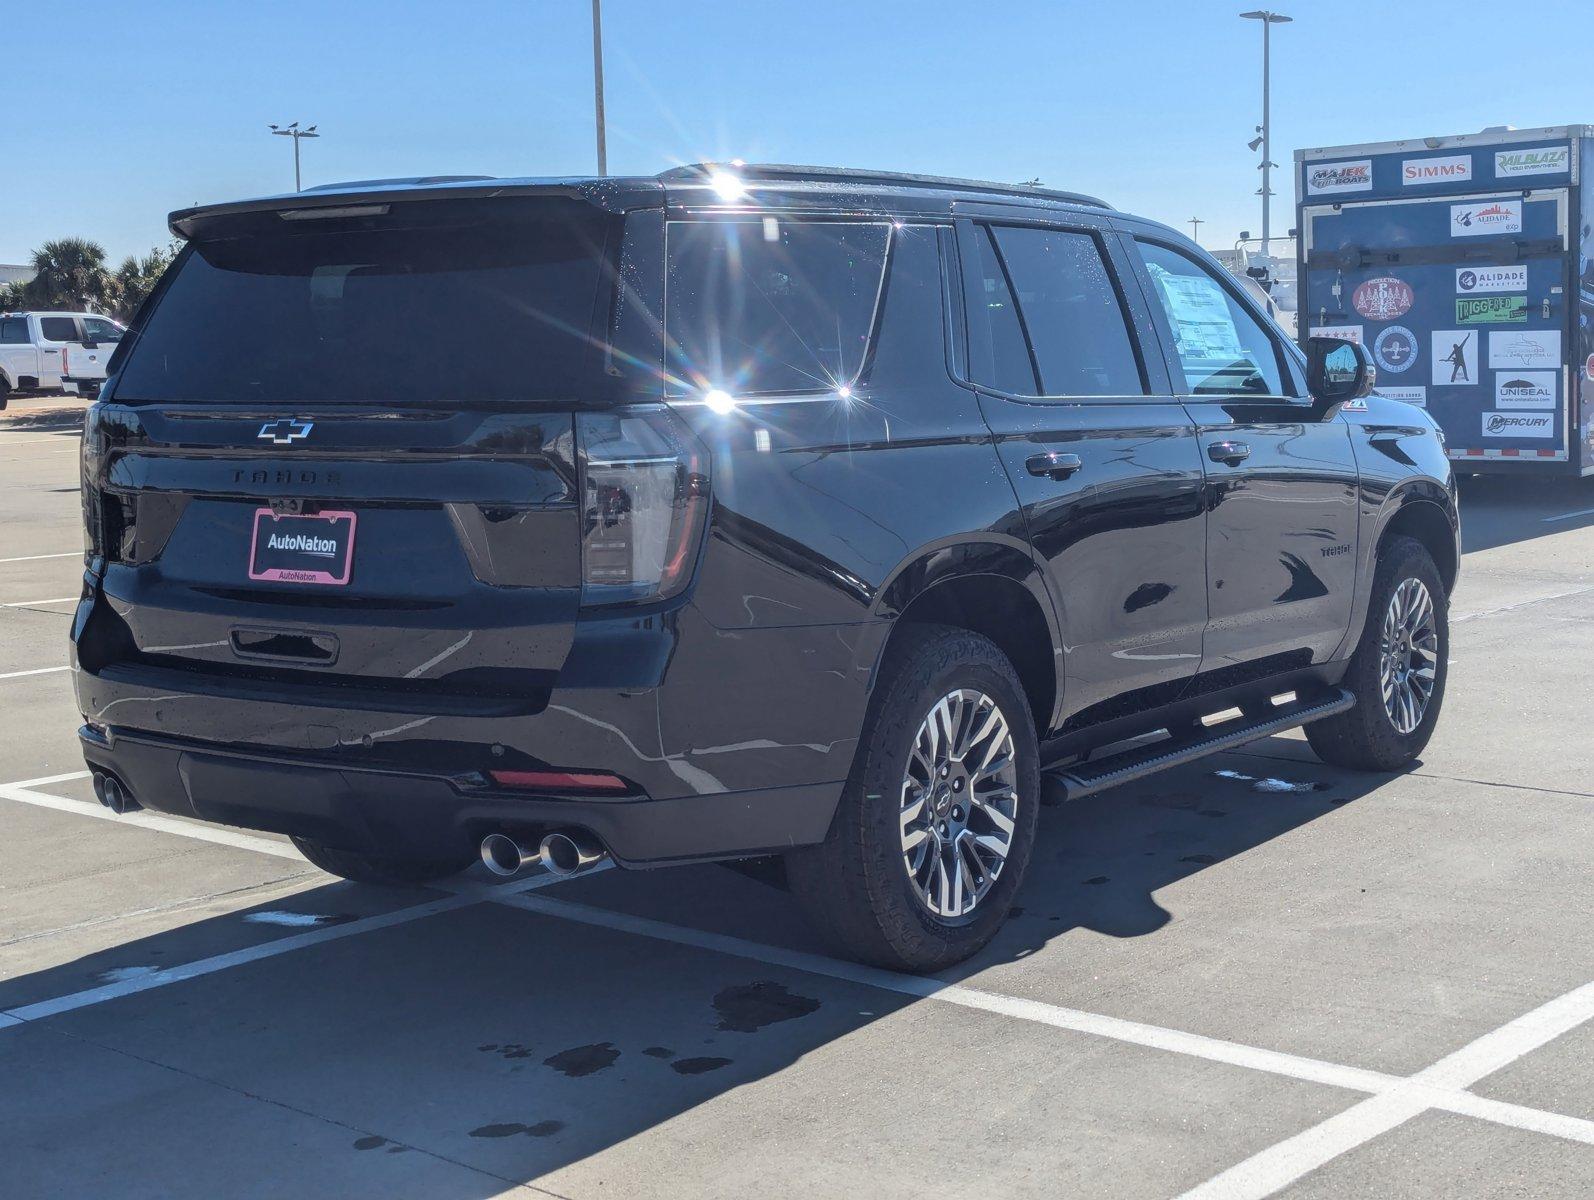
{"left": 0, "top": 747, "right": 1396, "bottom": 1197}
{"left": 1457, "top": 472, "right": 1594, "bottom": 553}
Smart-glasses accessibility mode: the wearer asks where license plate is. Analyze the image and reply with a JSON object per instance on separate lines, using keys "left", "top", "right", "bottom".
{"left": 248, "top": 509, "right": 357, "bottom": 586}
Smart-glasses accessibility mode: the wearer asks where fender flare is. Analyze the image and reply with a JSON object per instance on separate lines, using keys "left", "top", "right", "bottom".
{"left": 1332, "top": 479, "right": 1459, "bottom": 662}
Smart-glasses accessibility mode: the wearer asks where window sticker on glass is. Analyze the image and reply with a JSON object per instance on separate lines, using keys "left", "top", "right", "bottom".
{"left": 1149, "top": 268, "right": 1247, "bottom": 364}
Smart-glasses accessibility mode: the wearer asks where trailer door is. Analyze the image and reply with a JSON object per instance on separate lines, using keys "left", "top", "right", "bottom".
{"left": 1302, "top": 189, "right": 1569, "bottom": 465}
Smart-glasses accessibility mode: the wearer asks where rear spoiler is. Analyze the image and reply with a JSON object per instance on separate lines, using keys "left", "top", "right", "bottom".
{"left": 169, "top": 177, "right": 664, "bottom": 241}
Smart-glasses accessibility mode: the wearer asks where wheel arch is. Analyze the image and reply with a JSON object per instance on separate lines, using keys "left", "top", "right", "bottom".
{"left": 1375, "top": 485, "right": 1459, "bottom": 597}
{"left": 869, "top": 537, "right": 1062, "bottom": 734}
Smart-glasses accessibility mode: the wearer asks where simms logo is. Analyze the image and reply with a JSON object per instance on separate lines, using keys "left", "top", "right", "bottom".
{"left": 1402, "top": 154, "right": 1471, "bottom": 185}
{"left": 1482, "top": 412, "right": 1554, "bottom": 438}
{"left": 1452, "top": 200, "right": 1522, "bottom": 236}
{"left": 265, "top": 532, "right": 338, "bottom": 557}
{"left": 1306, "top": 160, "right": 1372, "bottom": 195}
{"left": 1495, "top": 146, "right": 1569, "bottom": 178}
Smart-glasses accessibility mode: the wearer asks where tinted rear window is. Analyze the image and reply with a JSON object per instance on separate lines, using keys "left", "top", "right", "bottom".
{"left": 117, "top": 202, "right": 620, "bottom": 405}
{"left": 40, "top": 317, "right": 78, "bottom": 342}
{"left": 665, "top": 219, "right": 889, "bottom": 395}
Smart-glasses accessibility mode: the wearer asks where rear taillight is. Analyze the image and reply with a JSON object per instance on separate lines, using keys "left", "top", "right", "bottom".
{"left": 61, "top": 346, "right": 70, "bottom": 377}
{"left": 576, "top": 407, "right": 710, "bottom": 606}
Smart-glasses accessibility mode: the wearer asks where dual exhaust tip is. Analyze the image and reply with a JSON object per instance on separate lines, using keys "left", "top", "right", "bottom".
{"left": 480, "top": 829, "right": 606, "bottom": 878}
{"left": 91, "top": 771, "right": 140, "bottom": 815}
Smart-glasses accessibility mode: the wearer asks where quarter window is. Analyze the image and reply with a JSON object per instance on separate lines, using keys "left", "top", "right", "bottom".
{"left": 967, "top": 225, "right": 1039, "bottom": 394}
{"left": 1135, "top": 241, "right": 1288, "bottom": 397}
{"left": 992, "top": 226, "right": 1144, "bottom": 396}
{"left": 0, "top": 318, "right": 27, "bottom": 344}
{"left": 665, "top": 219, "right": 889, "bottom": 395}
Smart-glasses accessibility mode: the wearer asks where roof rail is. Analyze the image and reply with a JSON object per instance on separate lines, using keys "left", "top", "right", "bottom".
{"left": 658, "top": 163, "right": 1110, "bottom": 210}
{"left": 300, "top": 175, "right": 498, "bottom": 192}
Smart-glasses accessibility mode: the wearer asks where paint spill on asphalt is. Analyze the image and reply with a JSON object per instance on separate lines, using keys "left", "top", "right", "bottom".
{"left": 98, "top": 965, "right": 159, "bottom": 983}
{"left": 713, "top": 982, "right": 821, "bottom": 1033}
{"left": 543, "top": 1042, "right": 619, "bottom": 1077}
{"left": 244, "top": 911, "right": 348, "bottom": 927}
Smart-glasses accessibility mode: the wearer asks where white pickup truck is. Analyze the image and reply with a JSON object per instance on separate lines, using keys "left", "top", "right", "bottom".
{"left": 0, "top": 311, "right": 126, "bottom": 407}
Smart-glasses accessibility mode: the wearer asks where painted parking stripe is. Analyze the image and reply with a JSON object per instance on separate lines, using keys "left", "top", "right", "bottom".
{"left": 0, "top": 774, "right": 303, "bottom": 861}
{"left": 0, "top": 665, "right": 70, "bottom": 680}
{"left": 1172, "top": 979, "right": 1594, "bottom": 1199}
{"left": 1542, "top": 506, "right": 1594, "bottom": 523}
{"left": 0, "top": 597, "right": 79, "bottom": 609}
{"left": 0, "top": 552, "right": 80, "bottom": 564}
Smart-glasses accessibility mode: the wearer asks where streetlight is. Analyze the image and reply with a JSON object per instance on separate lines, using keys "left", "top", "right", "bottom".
{"left": 269, "top": 122, "right": 320, "bottom": 192}
{"left": 1188, "top": 217, "right": 1205, "bottom": 243}
{"left": 591, "top": 0, "right": 607, "bottom": 175}
{"left": 1239, "top": 10, "right": 1291, "bottom": 252}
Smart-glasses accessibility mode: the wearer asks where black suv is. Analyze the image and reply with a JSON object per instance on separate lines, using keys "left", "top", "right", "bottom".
{"left": 74, "top": 165, "right": 1457, "bottom": 970}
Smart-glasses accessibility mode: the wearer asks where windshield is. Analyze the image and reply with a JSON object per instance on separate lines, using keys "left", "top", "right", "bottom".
{"left": 116, "top": 202, "right": 621, "bottom": 405}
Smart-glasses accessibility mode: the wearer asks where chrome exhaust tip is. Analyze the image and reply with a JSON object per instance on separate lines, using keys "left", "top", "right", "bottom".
{"left": 538, "top": 830, "right": 606, "bottom": 877}
{"left": 479, "top": 833, "right": 534, "bottom": 877}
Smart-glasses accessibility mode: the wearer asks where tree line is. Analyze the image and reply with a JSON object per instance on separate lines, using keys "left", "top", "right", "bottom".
{"left": 1, "top": 237, "right": 180, "bottom": 324}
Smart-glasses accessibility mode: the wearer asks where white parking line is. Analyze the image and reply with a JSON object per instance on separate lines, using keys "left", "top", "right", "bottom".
{"left": 0, "top": 552, "right": 80, "bottom": 564}
{"left": 1542, "top": 507, "right": 1594, "bottom": 523}
{"left": 0, "top": 597, "right": 79, "bottom": 609}
{"left": 0, "top": 665, "right": 70, "bottom": 680}
{"left": 1171, "top": 979, "right": 1594, "bottom": 1200}
{"left": 3, "top": 772, "right": 1593, "bottom": 1163}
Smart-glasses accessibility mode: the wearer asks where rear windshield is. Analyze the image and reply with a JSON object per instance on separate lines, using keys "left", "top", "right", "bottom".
{"left": 116, "top": 202, "right": 621, "bottom": 405}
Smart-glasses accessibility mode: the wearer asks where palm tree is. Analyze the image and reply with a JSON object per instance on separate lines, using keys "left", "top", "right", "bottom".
{"left": 29, "top": 238, "right": 116, "bottom": 313}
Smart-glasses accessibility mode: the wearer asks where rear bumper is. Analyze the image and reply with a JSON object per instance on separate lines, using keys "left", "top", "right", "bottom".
{"left": 79, "top": 725, "right": 845, "bottom": 867}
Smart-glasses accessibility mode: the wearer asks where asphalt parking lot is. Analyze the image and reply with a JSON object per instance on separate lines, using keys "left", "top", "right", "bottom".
{"left": 2, "top": 394, "right": 1592, "bottom": 1199}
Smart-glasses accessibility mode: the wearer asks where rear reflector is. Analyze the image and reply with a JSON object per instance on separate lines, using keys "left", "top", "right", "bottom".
{"left": 488, "top": 769, "right": 628, "bottom": 793}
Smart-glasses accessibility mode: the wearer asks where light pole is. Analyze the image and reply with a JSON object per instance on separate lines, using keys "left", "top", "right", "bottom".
{"left": 591, "top": 0, "right": 607, "bottom": 175}
{"left": 269, "top": 122, "right": 320, "bottom": 192}
{"left": 1239, "top": 10, "right": 1290, "bottom": 252}
{"left": 1188, "top": 217, "right": 1204, "bottom": 244}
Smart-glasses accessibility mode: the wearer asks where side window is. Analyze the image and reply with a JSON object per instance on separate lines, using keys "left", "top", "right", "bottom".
{"left": 0, "top": 318, "right": 28, "bottom": 344}
{"left": 39, "top": 317, "right": 79, "bottom": 343}
{"left": 992, "top": 226, "right": 1144, "bottom": 396}
{"left": 1135, "top": 241, "right": 1289, "bottom": 397}
{"left": 967, "top": 225, "right": 1039, "bottom": 394}
{"left": 84, "top": 317, "right": 123, "bottom": 343}
{"left": 863, "top": 224, "right": 947, "bottom": 388}
{"left": 665, "top": 219, "right": 889, "bottom": 395}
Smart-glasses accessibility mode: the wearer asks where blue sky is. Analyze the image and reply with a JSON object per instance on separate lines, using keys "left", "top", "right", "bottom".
{"left": 6, "top": 0, "right": 1590, "bottom": 264}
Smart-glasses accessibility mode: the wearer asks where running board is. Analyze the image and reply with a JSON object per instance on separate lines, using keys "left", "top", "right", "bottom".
{"left": 1046, "top": 688, "right": 1355, "bottom": 802}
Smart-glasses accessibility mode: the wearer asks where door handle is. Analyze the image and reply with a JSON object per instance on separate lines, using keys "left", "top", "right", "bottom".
{"left": 1207, "top": 440, "right": 1251, "bottom": 466}
{"left": 1026, "top": 451, "right": 1083, "bottom": 480}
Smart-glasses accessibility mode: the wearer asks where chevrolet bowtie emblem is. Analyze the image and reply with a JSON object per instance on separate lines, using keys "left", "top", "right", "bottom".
{"left": 258, "top": 419, "right": 314, "bottom": 445}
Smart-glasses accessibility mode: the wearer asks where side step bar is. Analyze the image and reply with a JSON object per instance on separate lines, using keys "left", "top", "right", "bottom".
{"left": 1046, "top": 688, "right": 1355, "bottom": 802}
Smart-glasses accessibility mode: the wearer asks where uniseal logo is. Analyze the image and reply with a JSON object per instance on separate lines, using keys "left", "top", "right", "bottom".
{"left": 1456, "top": 296, "right": 1527, "bottom": 325}
{"left": 1309, "top": 324, "right": 1363, "bottom": 345}
{"left": 1402, "top": 154, "right": 1472, "bottom": 185}
{"left": 1483, "top": 411, "right": 1554, "bottom": 438}
{"left": 1353, "top": 277, "right": 1414, "bottom": 321}
{"left": 1373, "top": 326, "right": 1419, "bottom": 374}
{"left": 1456, "top": 265, "right": 1527, "bottom": 293}
{"left": 1489, "top": 329, "right": 1560, "bottom": 369}
{"left": 1374, "top": 386, "right": 1427, "bottom": 406}
{"left": 1307, "top": 159, "right": 1372, "bottom": 195}
{"left": 1494, "top": 371, "right": 1556, "bottom": 410}
{"left": 1495, "top": 146, "right": 1569, "bottom": 178}
{"left": 1452, "top": 200, "right": 1522, "bottom": 236}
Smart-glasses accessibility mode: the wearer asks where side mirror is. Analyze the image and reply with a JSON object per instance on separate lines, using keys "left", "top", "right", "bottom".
{"left": 1306, "top": 335, "right": 1375, "bottom": 408}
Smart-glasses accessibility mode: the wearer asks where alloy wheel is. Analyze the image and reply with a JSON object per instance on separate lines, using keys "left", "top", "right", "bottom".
{"left": 1379, "top": 577, "right": 1439, "bottom": 736}
{"left": 899, "top": 688, "right": 1019, "bottom": 919}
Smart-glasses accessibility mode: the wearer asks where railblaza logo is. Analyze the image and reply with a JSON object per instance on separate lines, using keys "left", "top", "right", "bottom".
{"left": 1451, "top": 200, "right": 1522, "bottom": 236}
{"left": 1494, "top": 371, "right": 1556, "bottom": 410}
{"left": 1495, "top": 146, "right": 1569, "bottom": 178}
{"left": 1353, "top": 277, "right": 1414, "bottom": 321}
{"left": 1456, "top": 296, "right": 1527, "bottom": 325}
{"left": 1456, "top": 265, "right": 1527, "bottom": 293}
{"left": 1402, "top": 154, "right": 1471, "bottom": 185}
{"left": 1306, "top": 160, "right": 1372, "bottom": 195}
{"left": 1482, "top": 411, "right": 1554, "bottom": 438}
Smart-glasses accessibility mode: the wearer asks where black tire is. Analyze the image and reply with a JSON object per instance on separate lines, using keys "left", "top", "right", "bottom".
{"left": 1306, "top": 536, "right": 1449, "bottom": 771}
{"left": 786, "top": 624, "right": 1040, "bottom": 972}
{"left": 290, "top": 836, "right": 475, "bottom": 886}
